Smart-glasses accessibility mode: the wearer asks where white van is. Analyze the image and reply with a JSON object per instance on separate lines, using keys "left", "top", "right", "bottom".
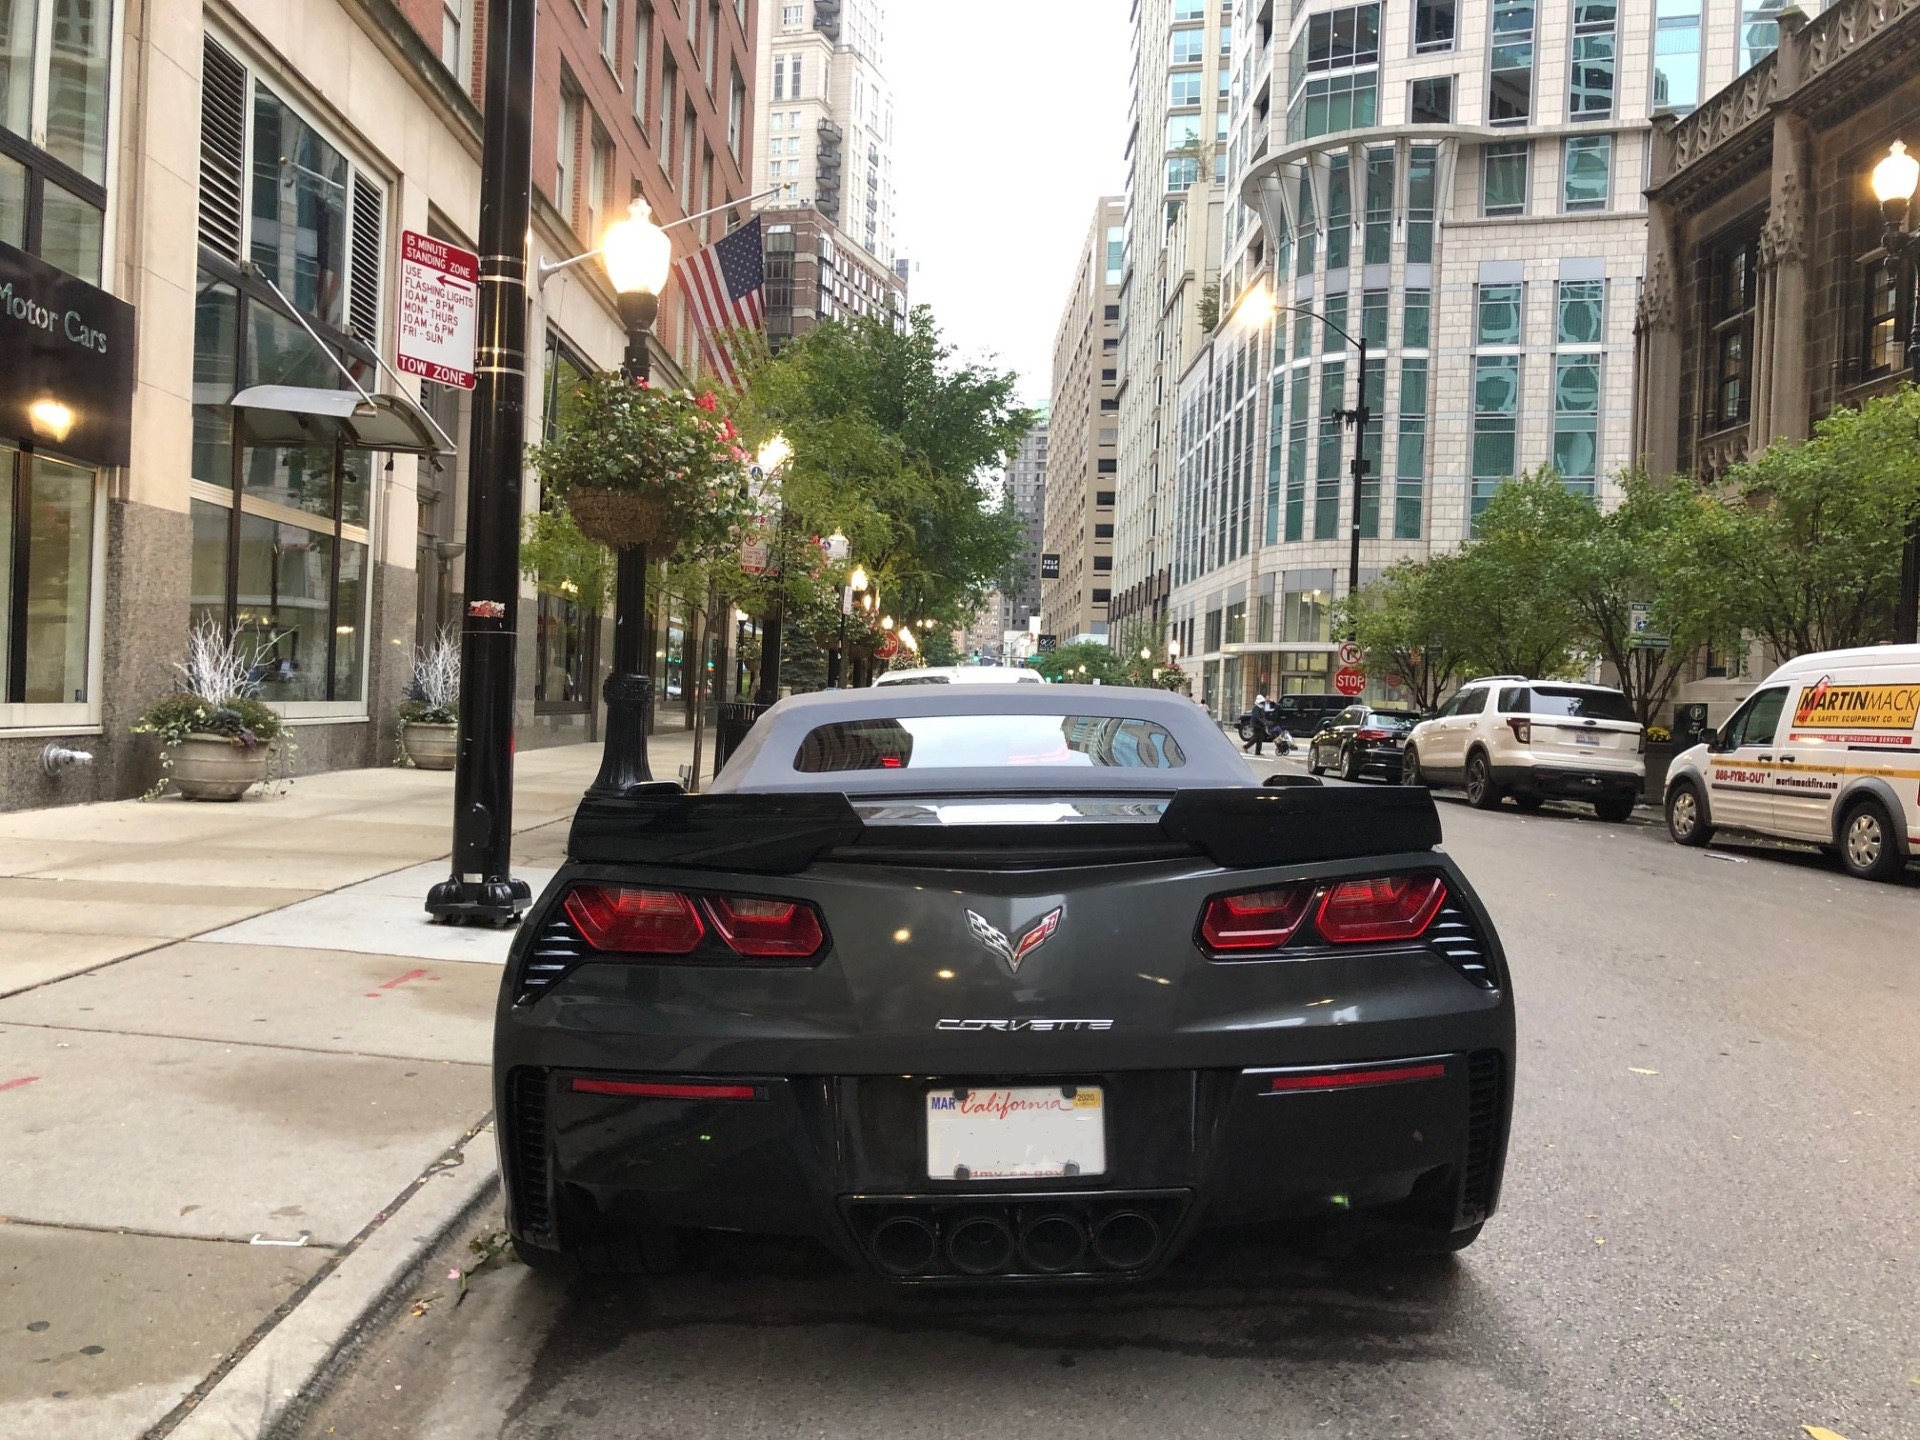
{"left": 873, "top": 666, "right": 1045, "bottom": 687}
{"left": 1663, "top": 644, "right": 1920, "bottom": 880}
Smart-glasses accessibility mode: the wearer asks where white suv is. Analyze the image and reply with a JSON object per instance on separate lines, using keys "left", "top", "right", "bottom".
{"left": 1403, "top": 678, "right": 1645, "bottom": 821}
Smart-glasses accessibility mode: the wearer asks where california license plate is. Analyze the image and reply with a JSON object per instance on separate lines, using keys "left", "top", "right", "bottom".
{"left": 925, "top": 1085, "right": 1106, "bottom": 1181}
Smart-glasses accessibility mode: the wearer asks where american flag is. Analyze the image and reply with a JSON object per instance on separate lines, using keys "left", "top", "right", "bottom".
{"left": 674, "top": 216, "right": 766, "bottom": 389}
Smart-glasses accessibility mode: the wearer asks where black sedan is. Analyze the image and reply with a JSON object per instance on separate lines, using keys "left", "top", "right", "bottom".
{"left": 1306, "top": 705, "right": 1426, "bottom": 783}
{"left": 496, "top": 686, "right": 1513, "bottom": 1281}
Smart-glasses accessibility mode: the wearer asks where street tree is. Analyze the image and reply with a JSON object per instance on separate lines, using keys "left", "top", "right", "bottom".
{"left": 1447, "top": 470, "right": 1587, "bottom": 680}
{"left": 1031, "top": 641, "right": 1128, "bottom": 685}
{"left": 1712, "top": 387, "right": 1920, "bottom": 656}
{"left": 1337, "top": 554, "right": 1469, "bottom": 711}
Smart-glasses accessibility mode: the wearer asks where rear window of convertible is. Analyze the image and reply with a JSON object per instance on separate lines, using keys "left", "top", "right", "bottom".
{"left": 793, "top": 714, "right": 1189, "bottom": 771}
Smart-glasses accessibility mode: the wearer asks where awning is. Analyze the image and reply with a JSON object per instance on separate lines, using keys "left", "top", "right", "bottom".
{"left": 229, "top": 385, "right": 454, "bottom": 455}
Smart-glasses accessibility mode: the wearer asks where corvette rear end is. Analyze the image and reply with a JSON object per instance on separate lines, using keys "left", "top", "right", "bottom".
{"left": 495, "top": 689, "right": 1514, "bottom": 1281}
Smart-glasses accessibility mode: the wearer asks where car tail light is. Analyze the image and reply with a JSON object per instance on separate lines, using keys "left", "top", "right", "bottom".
{"left": 704, "top": 896, "right": 826, "bottom": 957}
{"left": 1200, "top": 886, "right": 1314, "bottom": 951}
{"left": 1355, "top": 727, "right": 1391, "bottom": 743}
{"left": 564, "top": 886, "right": 705, "bottom": 954}
{"left": 1506, "top": 718, "right": 1531, "bottom": 743}
{"left": 1315, "top": 875, "right": 1448, "bottom": 944}
{"left": 569, "top": 1078, "right": 762, "bottom": 1100}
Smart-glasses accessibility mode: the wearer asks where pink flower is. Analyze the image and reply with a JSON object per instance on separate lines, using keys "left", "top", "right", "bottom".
{"left": 696, "top": 391, "right": 719, "bottom": 412}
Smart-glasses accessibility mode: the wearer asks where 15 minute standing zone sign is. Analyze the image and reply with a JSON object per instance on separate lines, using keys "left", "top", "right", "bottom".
{"left": 396, "top": 231, "right": 478, "bottom": 390}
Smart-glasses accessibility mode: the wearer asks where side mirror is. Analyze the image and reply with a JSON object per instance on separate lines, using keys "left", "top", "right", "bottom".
{"left": 1699, "top": 727, "right": 1718, "bottom": 750}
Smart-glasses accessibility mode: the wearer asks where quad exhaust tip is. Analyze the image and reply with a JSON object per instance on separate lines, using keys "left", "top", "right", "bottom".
{"left": 1090, "top": 1209, "right": 1161, "bottom": 1270}
{"left": 1017, "top": 1211, "right": 1088, "bottom": 1273}
{"left": 869, "top": 1214, "right": 939, "bottom": 1275}
{"left": 865, "top": 1204, "right": 1165, "bottom": 1277}
{"left": 945, "top": 1213, "right": 1016, "bottom": 1275}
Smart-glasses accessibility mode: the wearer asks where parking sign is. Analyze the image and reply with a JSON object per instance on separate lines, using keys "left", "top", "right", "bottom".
{"left": 396, "top": 231, "right": 479, "bottom": 389}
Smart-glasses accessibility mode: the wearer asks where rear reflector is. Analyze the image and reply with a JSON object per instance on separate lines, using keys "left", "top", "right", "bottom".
{"left": 569, "top": 1078, "right": 761, "bottom": 1100}
{"left": 704, "top": 895, "right": 826, "bottom": 957}
{"left": 1314, "top": 874, "right": 1447, "bottom": 944}
{"left": 1200, "top": 885, "right": 1314, "bottom": 951}
{"left": 564, "top": 886, "right": 705, "bottom": 954}
{"left": 1262, "top": 1061, "right": 1448, "bottom": 1093}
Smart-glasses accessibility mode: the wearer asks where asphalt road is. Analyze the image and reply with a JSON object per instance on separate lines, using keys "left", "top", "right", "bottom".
{"left": 295, "top": 759, "right": 1920, "bottom": 1440}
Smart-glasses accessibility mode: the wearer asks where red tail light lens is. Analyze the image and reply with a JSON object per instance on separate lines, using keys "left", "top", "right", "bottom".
{"left": 1506, "top": 718, "right": 1531, "bottom": 744}
{"left": 564, "top": 886, "right": 705, "bottom": 954}
{"left": 704, "top": 896, "right": 826, "bottom": 957}
{"left": 1314, "top": 875, "right": 1448, "bottom": 944}
{"left": 1200, "top": 886, "right": 1314, "bottom": 951}
{"left": 1354, "top": 727, "right": 1391, "bottom": 743}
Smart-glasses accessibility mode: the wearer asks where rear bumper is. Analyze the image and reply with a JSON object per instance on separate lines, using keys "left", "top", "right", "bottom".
{"left": 1358, "top": 744, "right": 1407, "bottom": 773}
{"left": 499, "top": 1044, "right": 1512, "bottom": 1280}
{"left": 1494, "top": 763, "right": 1641, "bottom": 800}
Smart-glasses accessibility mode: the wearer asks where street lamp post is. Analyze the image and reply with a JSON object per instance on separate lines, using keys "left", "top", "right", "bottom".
{"left": 1271, "top": 300, "right": 1369, "bottom": 641}
{"left": 831, "top": 562, "right": 867, "bottom": 687}
{"left": 426, "top": 0, "right": 536, "bottom": 926}
{"left": 1871, "top": 140, "right": 1920, "bottom": 645}
{"left": 752, "top": 436, "right": 793, "bottom": 706}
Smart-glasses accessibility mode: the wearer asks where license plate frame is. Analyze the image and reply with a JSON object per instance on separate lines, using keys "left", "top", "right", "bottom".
{"left": 924, "top": 1084, "right": 1107, "bottom": 1182}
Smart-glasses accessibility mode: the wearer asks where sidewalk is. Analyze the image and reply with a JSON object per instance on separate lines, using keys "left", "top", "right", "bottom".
{"left": 0, "top": 723, "right": 705, "bottom": 1438}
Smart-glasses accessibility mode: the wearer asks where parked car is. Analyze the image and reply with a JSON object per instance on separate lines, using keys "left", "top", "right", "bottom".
{"left": 1663, "top": 643, "right": 1920, "bottom": 881}
{"left": 1305, "top": 705, "right": 1425, "bottom": 782}
{"left": 1403, "top": 678, "right": 1644, "bottom": 821}
{"left": 1235, "top": 693, "right": 1348, "bottom": 745}
{"left": 875, "top": 666, "right": 1045, "bottom": 686}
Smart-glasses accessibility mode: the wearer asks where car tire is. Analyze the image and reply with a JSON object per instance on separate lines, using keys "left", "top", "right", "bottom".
{"left": 1401, "top": 747, "right": 1425, "bottom": 787}
{"left": 1305, "top": 746, "right": 1322, "bottom": 776}
{"left": 1464, "top": 752, "right": 1501, "bottom": 809}
{"left": 1665, "top": 780, "right": 1715, "bottom": 847}
{"left": 1341, "top": 746, "right": 1363, "bottom": 782}
{"left": 1837, "top": 797, "right": 1905, "bottom": 881}
{"left": 1512, "top": 794, "right": 1545, "bottom": 812}
{"left": 1593, "top": 797, "right": 1636, "bottom": 823}
{"left": 1237, "top": 720, "right": 1255, "bottom": 743}
{"left": 512, "top": 1236, "right": 579, "bottom": 1277}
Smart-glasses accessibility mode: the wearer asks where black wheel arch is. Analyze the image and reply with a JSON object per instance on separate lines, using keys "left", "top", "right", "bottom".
{"left": 1833, "top": 779, "right": 1911, "bottom": 859}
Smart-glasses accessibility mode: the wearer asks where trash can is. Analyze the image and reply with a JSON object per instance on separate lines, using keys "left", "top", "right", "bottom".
{"left": 713, "top": 700, "right": 770, "bottom": 772}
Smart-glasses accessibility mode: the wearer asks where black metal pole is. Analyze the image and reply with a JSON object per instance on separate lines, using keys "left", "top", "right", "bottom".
{"left": 1347, "top": 335, "right": 1367, "bottom": 642}
{"left": 427, "top": 0, "right": 535, "bottom": 926}
{"left": 586, "top": 305, "right": 659, "bottom": 796}
{"left": 1902, "top": 290, "right": 1920, "bottom": 646}
{"left": 754, "top": 508, "right": 785, "bottom": 706}
{"left": 828, "top": 605, "right": 845, "bottom": 688}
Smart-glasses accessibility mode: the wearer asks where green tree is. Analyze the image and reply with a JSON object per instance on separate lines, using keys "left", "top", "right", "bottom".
{"left": 1337, "top": 554, "right": 1469, "bottom": 711}
{"left": 1449, "top": 470, "right": 1588, "bottom": 679}
{"left": 1031, "top": 641, "right": 1128, "bottom": 684}
{"left": 1712, "top": 387, "right": 1920, "bottom": 656}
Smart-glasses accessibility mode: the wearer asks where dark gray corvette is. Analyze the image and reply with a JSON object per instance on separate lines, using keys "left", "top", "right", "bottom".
{"left": 496, "top": 685, "right": 1514, "bottom": 1280}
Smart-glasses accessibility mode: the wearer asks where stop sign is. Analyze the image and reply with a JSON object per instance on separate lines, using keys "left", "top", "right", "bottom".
{"left": 1334, "top": 666, "right": 1367, "bottom": 697}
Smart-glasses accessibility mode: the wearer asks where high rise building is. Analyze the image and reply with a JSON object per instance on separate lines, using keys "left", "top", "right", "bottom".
{"left": 1161, "top": 0, "right": 1822, "bottom": 720}
{"left": 1000, "top": 419, "right": 1049, "bottom": 636}
{"left": 753, "top": 0, "right": 895, "bottom": 263}
{"left": 1110, "top": 0, "right": 1236, "bottom": 638}
{"left": 1042, "top": 199, "right": 1126, "bottom": 646}
{"left": 760, "top": 206, "right": 907, "bottom": 344}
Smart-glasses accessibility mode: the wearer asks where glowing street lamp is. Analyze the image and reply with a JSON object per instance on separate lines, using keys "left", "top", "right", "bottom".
{"left": 1870, "top": 139, "right": 1920, "bottom": 642}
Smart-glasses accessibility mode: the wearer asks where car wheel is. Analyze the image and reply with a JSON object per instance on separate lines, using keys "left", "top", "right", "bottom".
{"left": 1401, "top": 747, "right": 1425, "bottom": 787}
{"left": 1237, "top": 720, "right": 1255, "bottom": 743}
{"left": 1464, "top": 753, "right": 1501, "bottom": 809}
{"left": 1838, "top": 798, "right": 1904, "bottom": 881}
{"left": 1341, "top": 745, "right": 1364, "bottom": 782}
{"left": 1512, "top": 794, "right": 1545, "bottom": 812}
{"left": 1665, "top": 780, "right": 1715, "bottom": 847}
{"left": 1305, "top": 745, "right": 1321, "bottom": 776}
{"left": 1593, "top": 796, "right": 1636, "bottom": 823}
{"left": 512, "top": 1236, "right": 578, "bottom": 1276}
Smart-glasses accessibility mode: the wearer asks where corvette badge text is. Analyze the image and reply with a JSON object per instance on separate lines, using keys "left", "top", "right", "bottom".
{"left": 936, "top": 1018, "right": 1114, "bottom": 1032}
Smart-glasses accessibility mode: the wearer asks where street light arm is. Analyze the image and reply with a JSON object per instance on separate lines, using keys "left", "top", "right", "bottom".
{"left": 1272, "top": 302, "right": 1362, "bottom": 351}
{"left": 536, "top": 187, "right": 785, "bottom": 289}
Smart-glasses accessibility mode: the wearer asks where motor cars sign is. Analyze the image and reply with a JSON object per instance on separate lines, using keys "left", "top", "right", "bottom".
{"left": 1334, "top": 666, "right": 1367, "bottom": 697}
{"left": 396, "top": 231, "right": 478, "bottom": 390}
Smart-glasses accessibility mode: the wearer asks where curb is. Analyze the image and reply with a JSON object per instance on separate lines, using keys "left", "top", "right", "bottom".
{"left": 164, "top": 1129, "right": 500, "bottom": 1440}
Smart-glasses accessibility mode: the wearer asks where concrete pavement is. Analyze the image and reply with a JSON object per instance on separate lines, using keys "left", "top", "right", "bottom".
{"left": 0, "top": 723, "right": 710, "bottom": 1438}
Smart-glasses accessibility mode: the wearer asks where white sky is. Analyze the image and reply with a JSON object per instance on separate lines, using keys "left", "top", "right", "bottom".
{"left": 887, "top": 2, "right": 1132, "bottom": 410}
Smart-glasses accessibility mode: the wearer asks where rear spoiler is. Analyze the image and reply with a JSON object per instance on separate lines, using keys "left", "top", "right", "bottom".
{"left": 567, "top": 785, "right": 1442, "bottom": 874}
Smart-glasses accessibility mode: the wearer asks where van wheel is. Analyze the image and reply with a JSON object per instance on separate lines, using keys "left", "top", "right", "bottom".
{"left": 1665, "top": 780, "right": 1714, "bottom": 847}
{"left": 1464, "top": 753, "right": 1501, "bottom": 809}
{"left": 1838, "top": 798, "right": 1904, "bottom": 881}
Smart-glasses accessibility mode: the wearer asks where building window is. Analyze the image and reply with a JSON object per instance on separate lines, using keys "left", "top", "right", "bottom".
{"left": 1483, "top": 141, "right": 1529, "bottom": 216}
{"left": 1488, "top": 0, "right": 1534, "bottom": 123}
{"left": 728, "top": 66, "right": 744, "bottom": 156}
{"left": 1316, "top": 360, "right": 1345, "bottom": 540}
{"left": 1327, "top": 156, "right": 1352, "bottom": 269}
{"left": 1096, "top": 490, "right": 1115, "bottom": 506}
{"left": 660, "top": 56, "right": 676, "bottom": 166}
{"left": 600, "top": 0, "right": 618, "bottom": 60}
{"left": 1284, "top": 369, "right": 1309, "bottom": 541}
{"left": 1170, "top": 72, "right": 1202, "bottom": 107}
{"left": 442, "top": 0, "right": 471, "bottom": 81}
{"left": 1415, "top": 0, "right": 1455, "bottom": 51}
{"left": 1407, "top": 144, "right": 1437, "bottom": 260}
{"left": 1553, "top": 355, "right": 1600, "bottom": 497}
{"left": 556, "top": 86, "right": 578, "bottom": 221}
{"left": 1711, "top": 234, "right": 1758, "bottom": 428}
{"left": 0, "top": 0, "right": 112, "bottom": 284}
{"left": 1863, "top": 261, "right": 1906, "bottom": 376}
{"left": 1288, "top": 72, "right": 1378, "bottom": 144}
{"left": 782, "top": 4, "right": 805, "bottom": 26}
{"left": 1296, "top": 5, "right": 1382, "bottom": 72}
{"left": 1740, "top": 0, "right": 1785, "bottom": 72}
{"left": 1172, "top": 27, "right": 1205, "bottom": 64}
{"left": 632, "top": 3, "right": 652, "bottom": 127}
{"left": 1364, "top": 149, "right": 1394, "bottom": 263}
{"left": 1167, "top": 155, "right": 1199, "bottom": 191}
{"left": 1558, "top": 277, "right": 1604, "bottom": 343}
{"left": 1654, "top": 0, "right": 1701, "bottom": 111}
{"left": 1, "top": 445, "right": 96, "bottom": 713}
{"left": 1410, "top": 76, "right": 1452, "bottom": 123}
{"left": 1479, "top": 282, "right": 1523, "bottom": 345}
{"left": 1471, "top": 356, "right": 1520, "bottom": 520}
{"left": 1403, "top": 288, "right": 1431, "bottom": 347}
{"left": 1569, "top": 0, "right": 1616, "bottom": 119}
{"left": 1282, "top": 574, "right": 1333, "bottom": 644}
{"left": 1395, "top": 359, "right": 1427, "bottom": 538}
{"left": 1563, "top": 134, "right": 1611, "bottom": 210}
{"left": 1167, "top": 113, "right": 1201, "bottom": 150}
{"left": 587, "top": 129, "right": 610, "bottom": 244}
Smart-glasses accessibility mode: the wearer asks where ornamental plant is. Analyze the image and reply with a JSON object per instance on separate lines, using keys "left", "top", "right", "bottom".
{"left": 525, "top": 371, "right": 752, "bottom": 557}
{"left": 400, "top": 627, "right": 460, "bottom": 726}
{"left": 132, "top": 619, "right": 285, "bottom": 748}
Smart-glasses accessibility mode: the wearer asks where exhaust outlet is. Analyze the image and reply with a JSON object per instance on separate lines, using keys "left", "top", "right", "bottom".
{"left": 869, "top": 1214, "right": 939, "bottom": 1275}
{"left": 1090, "top": 1208, "right": 1161, "bottom": 1271}
{"left": 944, "top": 1213, "right": 1016, "bottom": 1275}
{"left": 1018, "top": 1212, "right": 1088, "bottom": 1274}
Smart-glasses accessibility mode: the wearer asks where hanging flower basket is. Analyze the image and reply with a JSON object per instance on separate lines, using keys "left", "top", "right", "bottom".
{"left": 564, "top": 487, "right": 678, "bottom": 549}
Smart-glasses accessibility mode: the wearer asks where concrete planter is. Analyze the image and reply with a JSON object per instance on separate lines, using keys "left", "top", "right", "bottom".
{"left": 1642, "top": 741, "right": 1675, "bottom": 801}
{"left": 172, "top": 733, "right": 269, "bottom": 801}
{"left": 403, "top": 721, "right": 458, "bottom": 770}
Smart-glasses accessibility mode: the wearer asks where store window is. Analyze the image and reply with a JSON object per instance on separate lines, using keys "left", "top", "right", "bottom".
{"left": 0, "top": 0, "right": 114, "bottom": 283}
{"left": 1282, "top": 573, "right": 1334, "bottom": 644}
{"left": 1, "top": 444, "right": 96, "bottom": 715}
